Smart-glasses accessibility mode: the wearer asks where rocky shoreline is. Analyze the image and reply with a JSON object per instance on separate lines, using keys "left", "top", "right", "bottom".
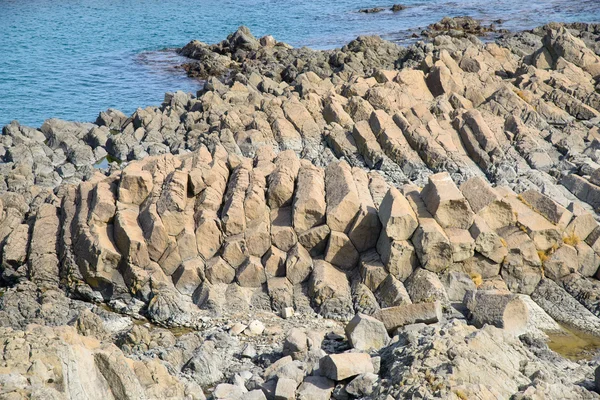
{"left": 2, "top": 18, "right": 600, "bottom": 399}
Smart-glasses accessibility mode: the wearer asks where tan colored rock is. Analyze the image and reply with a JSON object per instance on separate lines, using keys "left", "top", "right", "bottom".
{"left": 114, "top": 205, "right": 151, "bottom": 269}
{"left": 411, "top": 218, "right": 453, "bottom": 272}
{"left": 323, "top": 99, "right": 354, "bottom": 130}
{"left": 286, "top": 243, "right": 313, "bottom": 284}
{"left": 375, "top": 275, "right": 412, "bottom": 308}
{"left": 245, "top": 217, "right": 271, "bottom": 257}
{"left": 319, "top": 353, "right": 374, "bottom": 381}
{"left": 359, "top": 250, "right": 389, "bottom": 292}
{"left": 469, "top": 216, "right": 508, "bottom": 264}
{"left": 324, "top": 231, "right": 359, "bottom": 270}
{"left": 293, "top": 162, "right": 326, "bottom": 233}
{"left": 352, "top": 121, "right": 384, "bottom": 168}
{"left": 268, "top": 277, "right": 294, "bottom": 311}
{"left": 520, "top": 189, "right": 572, "bottom": 228}
{"left": 345, "top": 313, "right": 390, "bottom": 351}
{"left": 378, "top": 187, "right": 418, "bottom": 241}
{"left": 118, "top": 164, "right": 154, "bottom": 205}
{"left": 221, "top": 167, "right": 250, "bottom": 236}
{"left": 221, "top": 234, "right": 248, "bottom": 268}
{"left": 172, "top": 258, "right": 204, "bottom": 296}
{"left": 377, "top": 230, "right": 418, "bottom": 281}
{"left": 237, "top": 256, "right": 267, "bottom": 287}
{"left": 373, "top": 302, "right": 443, "bottom": 332}
{"left": 576, "top": 241, "right": 600, "bottom": 277}
{"left": 325, "top": 161, "right": 360, "bottom": 233}
{"left": 503, "top": 196, "right": 562, "bottom": 251}
{"left": 544, "top": 245, "right": 578, "bottom": 281}
{"left": 460, "top": 176, "right": 514, "bottom": 229}
{"left": 309, "top": 260, "right": 352, "bottom": 317}
{"left": 462, "top": 254, "right": 501, "bottom": 279}
{"left": 28, "top": 204, "right": 60, "bottom": 288}
{"left": 297, "top": 224, "right": 331, "bottom": 256}
{"left": 272, "top": 118, "right": 303, "bottom": 152}
{"left": 271, "top": 207, "right": 298, "bottom": 252}
{"left": 2, "top": 223, "right": 29, "bottom": 268}
{"left": 194, "top": 212, "right": 222, "bottom": 260}
{"left": 283, "top": 99, "right": 321, "bottom": 140}
{"left": 268, "top": 150, "right": 300, "bottom": 208}
{"left": 463, "top": 289, "right": 529, "bottom": 333}
{"left": 564, "top": 212, "right": 598, "bottom": 242}
{"left": 263, "top": 246, "right": 287, "bottom": 278}
{"left": 205, "top": 256, "right": 235, "bottom": 284}
{"left": 422, "top": 172, "right": 474, "bottom": 229}
{"left": 404, "top": 268, "right": 449, "bottom": 304}
{"left": 156, "top": 170, "right": 189, "bottom": 236}
{"left": 348, "top": 168, "right": 381, "bottom": 252}
{"left": 445, "top": 228, "right": 475, "bottom": 262}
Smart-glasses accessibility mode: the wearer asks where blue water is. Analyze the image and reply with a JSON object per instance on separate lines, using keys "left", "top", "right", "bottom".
{"left": 1, "top": 0, "right": 600, "bottom": 128}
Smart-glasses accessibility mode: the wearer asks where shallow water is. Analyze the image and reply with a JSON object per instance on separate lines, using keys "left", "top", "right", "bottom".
{"left": 547, "top": 327, "right": 600, "bottom": 361}
{"left": 1, "top": 0, "right": 600, "bottom": 128}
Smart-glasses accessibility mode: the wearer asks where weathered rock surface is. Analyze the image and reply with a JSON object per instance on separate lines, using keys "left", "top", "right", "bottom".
{"left": 3, "top": 20, "right": 600, "bottom": 400}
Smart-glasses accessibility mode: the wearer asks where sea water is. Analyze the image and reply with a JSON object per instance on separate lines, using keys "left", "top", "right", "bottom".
{"left": 1, "top": 0, "right": 600, "bottom": 127}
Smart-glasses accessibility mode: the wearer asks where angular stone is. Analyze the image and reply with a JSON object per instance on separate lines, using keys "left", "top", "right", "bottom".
{"left": 275, "top": 378, "right": 297, "bottom": 400}
{"left": 267, "top": 277, "right": 294, "bottom": 311}
{"left": 118, "top": 164, "right": 153, "bottom": 205}
{"left": 286, "top": 243, "right": 313, "bottom": 284}
{"left": 172, "top": 258, "right": 204, "bottom": 296}
{"left": 237, "top": 256, "right": 267, "bottom": 287}
{"left": 404, "top": 268, "right": 449, "bottom": 304}
{"left": 460, "top": 176, "right": 515, "bottom": 230}
{"left": 411, "top": 218, "right": 453, "bottom": 272}
{"left": 565, "top": 212, "right": 598, "bottom": 242}
{"left": 245, "top": 217, "right": 271, "bottom": 258}
{"left": 221, "top": 234, "right": 248, "bottom": 268}
{"left": 297, "top": 225, "right": 330, "bottom": 257}
{"left": 376, "top": 231, "right": 418, "bottom": 281}
{"left": 422, "top": 172, "right": 474, "bottom": 229}
{"left": 520, "top": 190, "right": 572, "bottom": 228}
{"left": 325, "top": 161, "right": 360, "bottom": 233}
{"left": 348, "top": 168, "right": 381, "bottom": 252}
{"left": 268, "top": 150, "right": 300, "bottom": 208}
{"left": 503, "top": 196, "right": 562, "bottom": 252}
{"left": 293, "top": 162, "right": 326, "bottom": 233}
{"left": 445, "top": 228, "right": 475, "bottom": 262}
{"left": 441, "top": 271, "right": 476, "bottom": 302}
{"left": 463, "top": 289, "right": 529, "bottom": 333}
{"left": 205, "top": 256, "right": 235, "bottom": 284}
{"left": 373, "top": 302, "right": 443, "bottom": 332}
{"left": 309, "top": 260, "right": 353, "bottom": 319}
{"left": 544, "top": 245, "right": 578, "bottom": 281}
{"left": 352, "top": 120, "right": 384, "bottom": 168}
{"left": 263, "top": 246, "right": 287, "bottom": 278}
{"left": 378, "top": 187, "right": 418, "bottom": 241}
{"left": 271, "top": 207, "right": 298, "bottom": 252}
{"left": 375, "top": 275, "right": 412, "bottom": 308}
{"left": 324, "top": 231, "right": 359, "bottom": 270}
{"left": 359, "top": 250, "right": 389, "bottom": 292}
{"left": 469, "top": 216, "right": 508, "bottom": 264}
{"left": 297, "top": 376, "right": 334, "bottom": 400}
{"left": 319, "top": 353, "right": 374, "bottom": 381}
{"left": 345, "top": 313, "right": 390, "bottom": 351}
{"left": 195, "top": 213, "right": 222, "bottom": 260}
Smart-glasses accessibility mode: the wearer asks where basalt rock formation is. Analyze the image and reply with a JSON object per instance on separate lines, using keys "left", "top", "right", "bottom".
{"left": 2, "top": 21, "right": 600, "bottom": 399}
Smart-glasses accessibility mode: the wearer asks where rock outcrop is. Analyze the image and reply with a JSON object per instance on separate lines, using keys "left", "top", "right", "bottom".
{"left": 2, "top": 20, "right": 600, "bottom": 400}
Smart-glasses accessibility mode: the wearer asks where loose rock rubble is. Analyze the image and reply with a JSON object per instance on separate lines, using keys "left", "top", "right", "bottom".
{"left": 2, "top": 19, "right": 600, "bottom": 400}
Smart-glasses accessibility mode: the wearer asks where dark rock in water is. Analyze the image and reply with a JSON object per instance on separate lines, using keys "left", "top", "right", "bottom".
{"left": 424, "top": 16, "right": 496, "bottom": 38}
{"left": 391, "top": 4, "right": 406, "bottom": 12}
{"left": 359, "top": 7, "right": 384, "bottom": 14}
